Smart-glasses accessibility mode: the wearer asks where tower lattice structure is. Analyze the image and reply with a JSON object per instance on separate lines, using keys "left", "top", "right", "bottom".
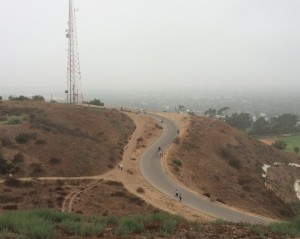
{"left": 66, "top": 0, "right": 82, "bottom": 104}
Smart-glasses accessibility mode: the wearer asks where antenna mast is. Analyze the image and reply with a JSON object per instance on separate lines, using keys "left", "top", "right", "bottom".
{"left": 66, "top": 0, "right": 82, "bottom": 103}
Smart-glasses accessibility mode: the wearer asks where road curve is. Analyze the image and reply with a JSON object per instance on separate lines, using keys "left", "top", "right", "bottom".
{"left": 140, "top": 113, "right": 274, "bottom": 225}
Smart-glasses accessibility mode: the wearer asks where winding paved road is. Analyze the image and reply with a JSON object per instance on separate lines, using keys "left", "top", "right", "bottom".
{"left": 140, "top": 113, "right": 274, "bottom": 225}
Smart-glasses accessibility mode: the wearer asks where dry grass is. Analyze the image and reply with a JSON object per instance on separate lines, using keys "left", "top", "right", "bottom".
{"left": 167, "top": 115, "right": 300, "bottom": 219}
{"left": 71, "top": 180, "right": 156, "bottom": 217}
{"left": 0, "top": 101, "right": 135, "bottom": 177}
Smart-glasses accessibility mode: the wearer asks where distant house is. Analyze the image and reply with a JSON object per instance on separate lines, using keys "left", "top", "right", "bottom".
{"left": 251, "top": 115, "right": 257, "bottom": 122}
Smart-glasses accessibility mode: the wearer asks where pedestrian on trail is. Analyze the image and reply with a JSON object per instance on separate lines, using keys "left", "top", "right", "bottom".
{"left": 179, "top": 194, "right": 182, "bottom": 201}
{"left": 175, "top": 189, "right": 179, "bottom": 198}
{"left": 120, "top": 164, "right": 123, "bottom": 170}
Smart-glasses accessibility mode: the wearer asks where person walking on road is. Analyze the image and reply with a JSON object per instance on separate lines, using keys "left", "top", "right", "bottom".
{"left": 175, "top": 189, "right": 179, "bottom": 198}
{"left": 179, "top": 194, "right": 182, "bottom": 202}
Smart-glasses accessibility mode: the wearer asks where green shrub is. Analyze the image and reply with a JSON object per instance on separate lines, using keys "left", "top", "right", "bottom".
{"left": 15, "top": 133, "right": 30, "bottom": 144}
{"left": 6, "top": 114, "right": 29, "bottom": 125}
{"left": 289, "top": 201, "right": 300, "bottom": 215}
{"left": 0, "top": 210, "right": 56, "bottom": 239}
{"left": 219, "top": 147, "right": 241, "bottom": 169}
{"left": 212, "top": 219, "right": 228, "bottom": 225}
{"left": 172, "top": 159, "right": 182, "bottom": 167}
{"left": 33, "top": 208, "right": 81, "bottom": 223}
{"left": 272, "top": 140, "right": 287, "bottom": 150}
{"left": 269, "top": 216, "right": 300, "bottom": 236}
{"left": 6, "top": 115, "right": 22, "bottom": 125}
{"left": 228, "top": 157, "right": 241, "bottom": 169}
{"left": 20, "top": 114, "right": 29, "bottom": 121}
{"left": 0, "top": 154, "right": 14, "bottom": 174}
{"left": 144, "top": 213, "right": 180, "bottom": 234}
{"left": 191, "top": 221, "right": 202, "bottom": 232}
{"left": 248, "top": 225, "right": 267, "bottom": 238}
{"left": 115, "top": 215, "right": 144, "bottom": 235}
{"left": 59, "top": 220, "right": 81, "bottom": 235}
{"left": 104, "top": 215, "right": 118, "bottom": 225}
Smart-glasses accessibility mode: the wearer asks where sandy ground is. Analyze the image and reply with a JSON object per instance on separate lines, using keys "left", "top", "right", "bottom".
{"left": 258, "top": 138, "right": 274, "bottom": 145}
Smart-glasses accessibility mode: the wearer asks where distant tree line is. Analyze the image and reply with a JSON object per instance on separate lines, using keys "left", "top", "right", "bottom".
{"left": 204, "top": 107, "right": 300, "bottom": 136}
{"left": 86, "top": 98, "right": 104, "bottom": 106}
{"left": 249, "top": 114, "right": 299, "bottom": 135}
{"left": 8, "top": 95, "right": 45, "bottom": 102}
{"left": 204, "top": 107, "right": 230, "bottom": 117}
{"left": 228, "top": 113, "right": 300, "bottom": 135}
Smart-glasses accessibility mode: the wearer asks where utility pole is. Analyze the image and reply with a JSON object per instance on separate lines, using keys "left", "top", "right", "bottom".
{"left": 66, "top": 0, "right": 82, "bottom": 103}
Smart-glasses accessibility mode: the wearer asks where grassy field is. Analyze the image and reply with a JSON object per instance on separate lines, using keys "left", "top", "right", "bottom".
{"left": 276, "top": 134, "right": 300, "bottom": 153}
{"left": 0, "top": 209, "right": 194, "bottom": 239}
{"left": 0, "top": 209, "right": 299, "bottom": 239}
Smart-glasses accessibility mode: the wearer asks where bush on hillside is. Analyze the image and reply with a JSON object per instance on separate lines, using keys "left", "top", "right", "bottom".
{"left": 6, "top": 114, "right": 29, "bottom": 125}
{"left": 0, "top": 154, "right": 14, "bottom": 174}
{"left": 172, "top": 159, "right": 182, "bottom": 167}
{"left": 219, "top": 147, "right": 241, "bottom": 169}
{"left": 89, "top": 99, "right": 104, "bottom": 106}
{"left": 32, "top": 95, "right": 45, "bottom": 102}
{"left": 15, "top": 133, "right": 30, "bottom": 144}
{"left": 272, "top": 140, "right": 287, "bottom": 150}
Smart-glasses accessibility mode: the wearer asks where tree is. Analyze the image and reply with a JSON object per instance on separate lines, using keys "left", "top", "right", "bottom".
{"left": 272, "top": 140, "right": 287, "bottom": 150}
{"left": 8, "top": 95, "right": 30, "bottom": 101}
{"left": 294, "top": 147, "right": 300, "bottom": 155}
{"left": 271, "top": 114, "right": 298, "bottom": 134}
{"left": 217, "top": 107, "right": 230, "bottom": 116}
{"left": 249, "top": 117, "right": 271, "bottom": 135}
{"left": 225, "top": 112, "right": 252, "bottom": 131}
{"left": 174, "top": 105, "right": 186, "bottom": 113}
{"left": 204, "top": 108, "right": 217, "bottom": 117}
{"left": 89, "top": 99, "right": 104, "bottom": 106}
{"left": 32, "top": 95, "right": 45, "bottom": 102}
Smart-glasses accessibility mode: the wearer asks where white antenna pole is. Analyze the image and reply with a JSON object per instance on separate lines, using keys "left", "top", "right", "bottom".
{"left": 66, "top": 0, "right": 82, "bottom": 104}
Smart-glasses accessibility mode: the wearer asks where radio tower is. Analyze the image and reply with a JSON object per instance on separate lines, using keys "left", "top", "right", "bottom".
{"left": 66, "top": 0, "right": 82, "bottom": 103}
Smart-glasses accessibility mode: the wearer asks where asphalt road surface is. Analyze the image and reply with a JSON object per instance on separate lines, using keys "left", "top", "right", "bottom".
{"left": 140, "top": 113, "right": 274, "bottom": 225}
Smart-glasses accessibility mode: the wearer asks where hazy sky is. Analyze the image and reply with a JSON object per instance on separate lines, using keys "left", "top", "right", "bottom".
{"left": 1, "top": 0, "right": 300, "bottom": 96}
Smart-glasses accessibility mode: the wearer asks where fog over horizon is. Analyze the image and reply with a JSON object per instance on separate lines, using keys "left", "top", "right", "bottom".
{"left": 1, "top": 0, "right": 300, "bottom": 98}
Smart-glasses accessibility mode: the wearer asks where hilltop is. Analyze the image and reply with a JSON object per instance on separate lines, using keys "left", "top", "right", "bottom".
{"left": 0, "top": 101, "right": 135, "bottom": 178}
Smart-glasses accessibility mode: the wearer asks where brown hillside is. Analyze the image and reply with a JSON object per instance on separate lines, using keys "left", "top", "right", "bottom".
{"left": 167, "top": 115, "right": 300, "bottom": 220}
{"left": 0, "top": 101, "right": 135, "bottom": 177}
